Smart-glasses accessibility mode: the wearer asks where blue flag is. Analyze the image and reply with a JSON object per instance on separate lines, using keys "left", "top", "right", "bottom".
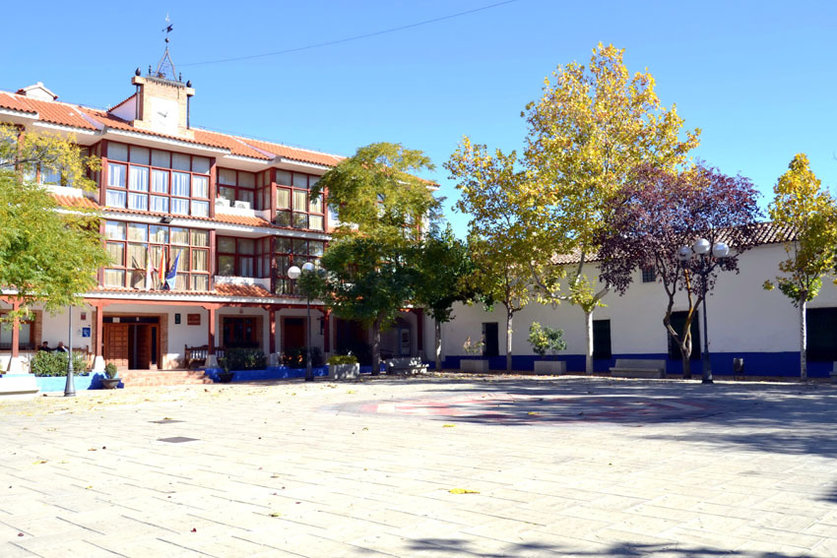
{"left": 164, "top": 251, "right": 180, "bottom": 290}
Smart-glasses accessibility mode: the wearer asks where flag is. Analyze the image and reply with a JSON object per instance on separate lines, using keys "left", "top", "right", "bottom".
{"left": 145, "top": 249, "right": 155, "bottom": 290}
{"left": 164, "top": 251, "right": 180, "bottom": 291}
{"left": 158, "top": 250, "right": 166, "bottom": 288}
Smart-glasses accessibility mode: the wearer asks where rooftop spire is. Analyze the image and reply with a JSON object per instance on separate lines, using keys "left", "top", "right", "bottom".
{"left": 154, "top": 14, "right": 177, "bottom": 81}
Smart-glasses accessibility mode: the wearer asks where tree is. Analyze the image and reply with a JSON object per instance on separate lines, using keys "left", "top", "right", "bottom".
{"left": 764, "top": 154, "right": 837, "bottom": 380}
{"left": 445, "top": 139, "right": 533, "bottom": 372}
{"left": 519, "top": 43, "right": 701, "bottom": 374}
{"left": 308, "top": 142, "right": 438, "bottom": 374}
{"left": 301, "top": 231, "right": 415, "bottom": 375}
{"left": 0, "top": 125, "right": 108, "bottom": 319}
{"left": 411, "top": 225, "right": 475, "bottom": 371}
{"left": 311, "top": 142, "right": 439, "bottom": 237}
{"left": 597, "top": 164, "right": 760, "bottom": 378}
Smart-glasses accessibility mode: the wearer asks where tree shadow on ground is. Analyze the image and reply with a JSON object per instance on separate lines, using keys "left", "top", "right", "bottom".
{"left": 404, "top": 537, "right": 814, "bottom": 557}
{"left": 340, "top": 375, "right": 837, "bottom": 459}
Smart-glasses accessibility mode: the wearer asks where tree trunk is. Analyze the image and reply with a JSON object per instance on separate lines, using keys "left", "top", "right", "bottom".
{"left": 584, "top": 310, "right": 594, "bottom": 375}
{"left": 506, "top": 309, "right": 514, "bottom": 372}
{"left": 434, "top": 319, "right": 442, "bottom": 371}
{"left": 371, "top": 317, "right": 381, "bottom": 376}
{"left": 800, "top": 299, "right": 807, "bottom": 381}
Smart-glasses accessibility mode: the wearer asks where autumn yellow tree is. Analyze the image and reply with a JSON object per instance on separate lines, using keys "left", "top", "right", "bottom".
{"left": 764, "top": 154, "right": 837, "bottom": 380}
{"left": 520, "top": 44, "right": 700, "bottom": 374}
{"left": 0, "top": 124, "right": 108, "bottom": 318}
{"left": 445, "top": 139, "right": 532, "bottom": 372}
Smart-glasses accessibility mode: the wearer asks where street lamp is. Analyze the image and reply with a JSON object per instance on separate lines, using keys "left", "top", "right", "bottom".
{"left": 678, "top": 238, "right": 729, "bottom": 384}
{"left": 64, "top": 306, "right": 76, "bottom": 397}
{"left": 287, "top": 261, "right": 316, "bottom": 382}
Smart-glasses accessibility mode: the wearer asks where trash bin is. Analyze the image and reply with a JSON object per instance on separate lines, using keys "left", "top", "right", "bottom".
{"left": 733, "top": 357, "right": 744, "bottom": 378}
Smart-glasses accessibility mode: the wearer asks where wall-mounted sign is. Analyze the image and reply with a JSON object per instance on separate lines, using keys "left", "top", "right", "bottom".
{"left": 187, "top": 313, "right": 201, "bottom": 326}
{"left": 82, "top": 327, "right": 91, "bottom": 338}
{"left": 174, "top": 313, "right": 181, "bottom": 325}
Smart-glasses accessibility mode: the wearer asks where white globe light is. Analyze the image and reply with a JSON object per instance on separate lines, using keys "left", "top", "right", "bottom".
{"left": 678, "top": 246, "right": 692, "bottom": 261}
{"left": 712, "top": 242, "right": 729, "bottom": 258}
{"left": 287, "top": 265, "right": 301, "bottom": 280}
{"left": 301, "top": 262, "right": 316, "bottom": 273}
{"left": 693, "top": 238, "right": 711, "bottom": 255}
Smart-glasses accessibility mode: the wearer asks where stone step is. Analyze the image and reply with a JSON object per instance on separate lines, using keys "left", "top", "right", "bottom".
{"left": 118, "top": 369, "right": 214, "bottom": 387}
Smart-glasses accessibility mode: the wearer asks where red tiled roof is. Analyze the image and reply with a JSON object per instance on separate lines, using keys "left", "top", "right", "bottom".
{"left": 52, "top": 194, "right": 100, "bottom": 210}
{"left": 212, "top": 213, "right": 272, "bottom": 227}
{"left": 550, "top": 222, "right": 797, "bottom": 266}
{"left": 0, "top": 87, "right": 344, "bottom": 168}
{"left": 0, "top": 92, "right": 37, "bottom": 114}
{"left": 91, "top": 283, "right": 275, "bottom": 298}
{"left": 0, "top": 92, "right": 98, "bottom": 130}
{"left": 80, "top": 108, "right": 228, "bottom": 149}
{"left": 242, "top": 137, "right": 344, "bottom": 167}
{"left": 192, "top": 129, "right": 271, "bottom": 160}
{"left": 215, "top": 283, "right": 272, "bottom": 297}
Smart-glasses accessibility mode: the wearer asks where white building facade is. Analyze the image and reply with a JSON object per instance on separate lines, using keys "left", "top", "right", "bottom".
{"left": 440, "top": 241, "right": 837, "bottom": 378}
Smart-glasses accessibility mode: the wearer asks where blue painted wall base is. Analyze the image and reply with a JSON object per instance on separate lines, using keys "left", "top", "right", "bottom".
{"left": 35, "top": 373, "right": 123, "bottom": 392}
{"left": 445, "top": 352, "right": 824, "bottom": 378}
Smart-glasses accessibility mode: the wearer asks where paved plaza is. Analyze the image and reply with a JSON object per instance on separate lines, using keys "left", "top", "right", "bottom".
{"left": 1, "top": 374, "right": 837, "bottom": 557}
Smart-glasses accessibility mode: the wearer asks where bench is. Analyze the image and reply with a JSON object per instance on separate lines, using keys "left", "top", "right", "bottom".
{"left": 609, "top": 358, "right": 666, "bottom": 379}
{"left": 385, "top": 357, "right": 427, "bottom": 375}
{"left": 184, "top": 345, "right": 209, "bottom": 369}
{"left": 0, "top": 374, "right": 40, "bottom": 399}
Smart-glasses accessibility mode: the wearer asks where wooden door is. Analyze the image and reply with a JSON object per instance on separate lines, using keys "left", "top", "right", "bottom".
{"left": 283, "top": 318, "right": 305, "bottom": 350}
{"left": 104, "top": 324, "right": 129, "bottom": 369}
{"left": 135, "top": 325, "right": 151, "bottom": 369}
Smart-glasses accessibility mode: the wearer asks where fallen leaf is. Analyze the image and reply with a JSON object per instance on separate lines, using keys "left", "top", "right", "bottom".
{"left": 269, "top": 512, "right": 281, "bottom": 517}
{"left": 191, "top": 528, "right": 197, "bottom": 533}
{"left": 449, "top": 488, "right": 479, "bottom": 494}
{"left": 443, "top": 424, "right": 455, "bottom": 428}
{"left": 33, "top": 460, "right": 47, "bottom": 465}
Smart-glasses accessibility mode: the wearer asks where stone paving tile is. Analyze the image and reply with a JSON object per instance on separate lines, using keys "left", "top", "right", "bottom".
{"left": 2, "top": 377, "right": 837, "bottom": 556}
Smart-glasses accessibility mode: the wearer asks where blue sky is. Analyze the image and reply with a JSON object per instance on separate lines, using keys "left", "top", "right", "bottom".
{"left": 3, "top": 0, "right": 835, "bottom": 236}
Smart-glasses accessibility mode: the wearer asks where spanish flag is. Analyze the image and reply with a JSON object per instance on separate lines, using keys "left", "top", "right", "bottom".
{"left": 158, "top": 249, "right": 166, "bottom": 288}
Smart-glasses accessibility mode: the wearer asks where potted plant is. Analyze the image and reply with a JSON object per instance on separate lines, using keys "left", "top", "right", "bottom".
{"left": 461, "top": 336, "right": 489, "bottom": 373}
{"left": 328, "top": 354, "right": 359, "bottom": 380}
{"left": 101, "top": 362, "right": 121, "bottom": 389}
{"left": 528, "top": 322, "right": 567, "bottom": 375}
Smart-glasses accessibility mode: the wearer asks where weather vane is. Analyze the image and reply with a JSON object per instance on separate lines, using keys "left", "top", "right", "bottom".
{"left": 163, "top": 14, "right": 173, "bottom": 42}
{"left": 155, "top": 14, "right": 177, "bottom": 80}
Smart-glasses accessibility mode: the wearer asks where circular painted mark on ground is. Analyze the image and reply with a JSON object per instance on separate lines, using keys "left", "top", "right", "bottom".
{"left": 338, "top": 392, "right": 716, "bottom": 425}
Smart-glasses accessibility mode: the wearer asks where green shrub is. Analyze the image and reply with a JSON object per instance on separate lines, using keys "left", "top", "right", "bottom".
{"left": 528, "top": 322, "right": 567, "bottom": 357}
{"left": 219, "top": 348, "right": 267, "bottom": 371}
{"left": 281, "top": 347, "right": 323, "bottom": 368}
{"left": 327, "top": 354, "right": 358, "bottom": 365}
{"left": 105, "top": 362, "right": 118, "bottom": 379}
{"left": 31, "top": 350, "right": 89, "bottom": 377}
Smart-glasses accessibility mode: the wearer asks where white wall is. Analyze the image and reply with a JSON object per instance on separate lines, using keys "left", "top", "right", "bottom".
{"left": 441, "top": 242, "right": 837, "bottom": 360}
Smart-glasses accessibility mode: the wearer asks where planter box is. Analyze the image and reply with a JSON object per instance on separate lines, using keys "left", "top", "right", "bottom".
{"left": 533, "top": 360, "right": 567, "bottom": 375}
{"left": 0, "top": 374, "right": 40, "bottom": 399}
{"left": 461, "top": 359, "right": 489, "bottom": 373}
{"left": 329, "top": 363, "right": 360, "bottom": 380}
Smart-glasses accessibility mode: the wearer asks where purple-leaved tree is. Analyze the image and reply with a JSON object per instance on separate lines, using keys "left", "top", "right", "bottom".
{"left": 597, "top": 164, "right": 761, "bottom": 378}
